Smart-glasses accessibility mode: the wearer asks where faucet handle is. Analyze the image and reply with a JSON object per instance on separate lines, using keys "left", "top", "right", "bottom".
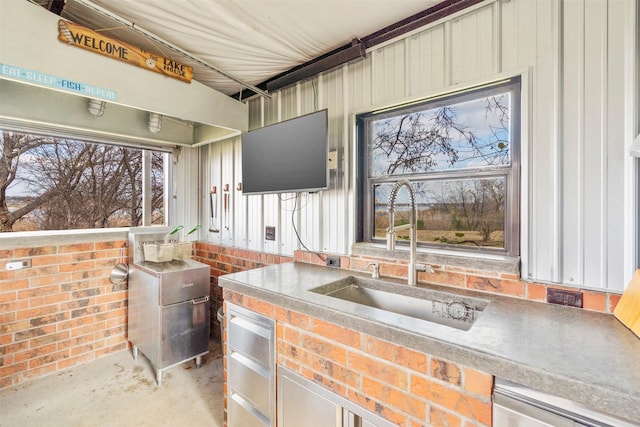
{"left": 416, "top": 263, "right": 435, "bottom": 274}
{"left": 366, "top": 262, "right": 380, "bottom": 279}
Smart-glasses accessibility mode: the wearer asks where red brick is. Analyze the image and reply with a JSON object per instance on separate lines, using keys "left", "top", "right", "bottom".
{"left": 608, "top": 293, "right": 622, "bottom": 313}
{"left": 431, "top": 358, "right": 462, "bottom": 386}
{"left": 419, "top": 270, "right": 466, "bottom": 288}
{"left": 349, "top": 352, "right": 408, "bottom": 389}
{"left": 362, "top": 335, "right": 397, "bottom": 362}
{"left": 310, "top": 354, "right": 359, "bottom": 387}
{"left": 430, "top": 406, "right": 462, "bottom": 427}
{"left": 244, "top": 297, "right": 275, "bottom": 317}
{"left": 464, "top": 368, "right": 493, "bottom": 397}
{"left": 583, "top": 290, "right": 606, "bottom": 312}
{"left": 313, "top": 319, "right": 361, "bottom": 347}
{"left": 526, "top": 283, "right": 547, "bottom": 301}
{"left": 411, "top": 375, "right": 491, "bottom": 425}
{"left": 59, "top": 243, "right": 95, "bottom": 253}
{"left": 29, "top": 273, "right": 72, "bottom": 288}
{"left": 14, "top": 246, "right": 56, "bottom": 257}
{"left": 59, "top": 260, "right": 97, "bottom": 272}
{"left": 466, "top": 276, "right": 524, "bottom": 297}
{"left": 0, "top": 249, "right": 15, "bottom": 260}
{"left": 363, "top": 376, "right": 426, "bottom": 418}
{"left": 57, "top": 352, "right": 94, "bottom": 370}
{"left": 397, "top": 347, "right": 428, "bottom": 373}
{"left": 348, "top": 389, "right": 408, "bottom": 426}
{"left": 0, "top": 279, "right": 29, "bottom": 291}
{"left": 301, "top": 335, "right": 347, "bottom": 365}
{"left": 14, "top": 343, "right": 58, "bottom": 363}
{"left": 300, "top": 367, "right": 346, "bottom": 397}
{"left": 18, "top": 284, "right": 60, "bottom": 299}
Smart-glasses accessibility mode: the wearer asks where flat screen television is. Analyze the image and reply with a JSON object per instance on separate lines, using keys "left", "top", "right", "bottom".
{"left": 241, "top": 109, "right": 328, "bottom": 195}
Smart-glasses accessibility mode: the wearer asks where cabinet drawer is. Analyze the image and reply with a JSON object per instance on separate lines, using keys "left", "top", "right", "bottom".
{"left": 228, "top": 313, "right": 272, "bottom": 364}
{"left": 226, "top": 303, "right": 275, "bottom": 427}
{"left": 229, "top": 392, "right": 270, "bottom": 427}
{"left": 229, "top": 351, "right": 270, "bottom": 415}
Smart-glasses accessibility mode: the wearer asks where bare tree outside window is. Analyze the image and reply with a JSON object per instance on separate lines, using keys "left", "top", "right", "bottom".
{"left": 363, "top": 79, "right": 520, "bottom": 253}
{"left": 0, "top": 131, "right": 166, "bottom": 232}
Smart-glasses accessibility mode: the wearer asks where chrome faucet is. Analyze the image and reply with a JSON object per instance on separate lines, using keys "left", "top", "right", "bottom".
{"left": 366, "top": 262, "right": 380, "bottom": 279}
{"left": 386, "top": 179, "right": 433, "bottom": 286}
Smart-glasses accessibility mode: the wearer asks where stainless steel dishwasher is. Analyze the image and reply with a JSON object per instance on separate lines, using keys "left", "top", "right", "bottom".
{"left": 128, "top": 227, "right": 210, "bottom": 385}
{"left": 494, "top": 379, "right": 638, "bottom": 427}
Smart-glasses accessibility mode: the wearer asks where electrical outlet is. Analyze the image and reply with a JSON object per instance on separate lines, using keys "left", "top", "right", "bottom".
{"left": 265, "top": 226, "right": 276, "bottom": 241}
{"left": 326, "top": 256, "right": 340, "bottom": 268}
{"left": 547, "top": 288, "right": 583, "bottom": 308}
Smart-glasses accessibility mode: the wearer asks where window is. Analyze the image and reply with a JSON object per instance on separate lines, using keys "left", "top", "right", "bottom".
{"left": 357, "top": 77, "right": 521, "bottom": 256}
{"left": 0, "top": 130, "right": 168, "bottom": 232}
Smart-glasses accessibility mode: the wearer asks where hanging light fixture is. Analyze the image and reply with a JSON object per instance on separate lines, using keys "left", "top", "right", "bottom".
{"left": 148, "top": 112, "right": 163, "bottom": 133}
{"left": 87, "top": 98, "right": 106, "bottom": 117}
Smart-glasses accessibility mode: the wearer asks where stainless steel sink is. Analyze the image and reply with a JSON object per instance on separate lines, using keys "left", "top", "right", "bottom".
{"left": 309, "top": 276, "right": 488, "bottom": 331}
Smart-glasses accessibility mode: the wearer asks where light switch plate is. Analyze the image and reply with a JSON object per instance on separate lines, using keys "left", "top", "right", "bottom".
{"left": 6, "top": 259, "right": 31, "bottom": 270}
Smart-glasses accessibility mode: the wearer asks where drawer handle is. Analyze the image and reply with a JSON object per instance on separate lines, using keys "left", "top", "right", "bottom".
{"left": 192, "top": 295, "right": 210, "bottom": 305}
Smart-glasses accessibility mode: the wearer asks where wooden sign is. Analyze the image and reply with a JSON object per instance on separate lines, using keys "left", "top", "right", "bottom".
{"left": 57, "top": 20, "right": 193, "bottom": 83}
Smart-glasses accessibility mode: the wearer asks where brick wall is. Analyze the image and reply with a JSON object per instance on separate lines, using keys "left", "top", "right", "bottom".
{"left": 294, "top": 251, "right": 622, "bottom": 314}
{"left": 0, "top": 238, "right": 128, "bottom": 389}
{"left": 193, "top": 242, "right": 293, "bottom": 342}
{"left": 224, "top": 291, "right": 493, "bottom": 427}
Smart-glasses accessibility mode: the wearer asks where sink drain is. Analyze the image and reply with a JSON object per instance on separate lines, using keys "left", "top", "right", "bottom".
{"left": 432, "top": 300, "right": 478, "bottom": 323}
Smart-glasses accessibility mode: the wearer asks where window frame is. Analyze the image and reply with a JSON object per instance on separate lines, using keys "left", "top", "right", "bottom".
{"left": 0, "top": 128, "right": 172, "bottom": 233}
{"left": 356, "top": 77, "right": 521, "bottom": 257}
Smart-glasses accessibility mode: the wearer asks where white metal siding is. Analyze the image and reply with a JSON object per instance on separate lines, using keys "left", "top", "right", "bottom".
{"left": 194, "top": 0, "right": 637, "bottom": 291}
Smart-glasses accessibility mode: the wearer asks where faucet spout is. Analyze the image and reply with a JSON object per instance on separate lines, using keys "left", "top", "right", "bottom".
{"left": 386, "top": 179, "right": 430, "bottom": 286}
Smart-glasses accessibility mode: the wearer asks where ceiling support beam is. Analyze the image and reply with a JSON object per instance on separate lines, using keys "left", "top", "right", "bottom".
{"left": 240, "top": 0, "right": 483, "bottom": 99}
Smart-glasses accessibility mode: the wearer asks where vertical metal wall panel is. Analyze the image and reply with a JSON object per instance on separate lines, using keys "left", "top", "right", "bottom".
{"left": 605, "top": 0, "right": 629, "bottom": 290}
{"left": 246, "top": 98, "right": 265, "bottom": 252}
{"left": 582, "top": 0, "right": 608, "bottom": 287}
{"left": 203, "top": 141, "right": 224, "bottom": 244}
{"left": 279, "top": 85, "right": 302, "bottom": 255}
{"left": 450, "top": 5, "right": 495, "bottom": 84}
{"left": 500, "top": 0, "right": 537, "bottom": 71}
{"left": 348, "top": 56, "right": 373, "bottom": 112}
{"left": 262, "top": 93, "right": 281, "bottom": 255}
{"left": 299, "top": 79, "right": 319, "bottom": 113}
{"left": 371, "top": 42, "right": 406, "bottom": 105}
{"left": 561, "top": 0, "right": 585, "bottom": 286}
{"left": 221, "top": 139, "right": 236, "bottom": 246}
{"left": 196, "top": 0, "right": 636, "bottom": 290}
{"left": 523, "top": 0, "right": 562, "bottom": 283}
{"left": 172, "top": 146, "right": 200, "bottom": 231}
{"left": 280, "top": 86, "right": 298, "bottom": 121}
{"left": 248, "top": 98, "right": 263, "bottom": 131}
{"left": 408, "top": 25, "right": 446, "bottom": 96}
{"left": 246, "top": 194, "right": 264, "bottom": 252}
{"left": 233, "top": 137, "right": 247, "bottom": 248}
{"left": 322, "top": 69, "right": 347, "bottom": 254}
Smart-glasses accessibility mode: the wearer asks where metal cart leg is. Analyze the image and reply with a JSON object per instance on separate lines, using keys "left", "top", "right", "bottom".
{"left": 195, "top": 355, "right": 202, "bottom": 368}
{"left": 132, "top": 345, "right": 139, "bottom": 361}
{"left": 156, "top": 369, "right": 163, "bottom": 386}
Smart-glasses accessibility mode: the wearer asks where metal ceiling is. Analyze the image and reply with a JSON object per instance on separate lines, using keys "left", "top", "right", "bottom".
{"left": 33, "top": 0, "right": 478, "bottom": 99}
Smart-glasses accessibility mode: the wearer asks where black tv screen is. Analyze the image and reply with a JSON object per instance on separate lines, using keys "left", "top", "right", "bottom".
{"left": 241, "top": 109, "right": 328, "bottom": 195}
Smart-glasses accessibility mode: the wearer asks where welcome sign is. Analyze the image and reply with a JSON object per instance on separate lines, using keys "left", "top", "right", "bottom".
{"left": 57, "top": 20, "right": 193, "bottom": 83}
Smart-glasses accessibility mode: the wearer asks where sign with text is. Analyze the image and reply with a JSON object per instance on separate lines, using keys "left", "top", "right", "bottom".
{"left": 57, "top": 20, "right": 193, "bottom": 83}
{"left": 1, "top": 63, "right": 117, "bottom": 101}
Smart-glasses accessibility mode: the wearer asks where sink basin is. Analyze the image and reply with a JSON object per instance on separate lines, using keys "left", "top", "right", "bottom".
{"left": 309, "top": 276, "right": 488, "bottom": 331}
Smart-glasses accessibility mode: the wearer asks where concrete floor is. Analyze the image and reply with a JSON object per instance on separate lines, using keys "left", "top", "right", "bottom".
{"left": 0, "top": 341, "right": 225, "bottom": 427}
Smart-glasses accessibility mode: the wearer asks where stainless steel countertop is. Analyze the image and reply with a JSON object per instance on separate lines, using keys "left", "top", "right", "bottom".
{"left": 218, "top": 261, "right": 640, "bottom": 424}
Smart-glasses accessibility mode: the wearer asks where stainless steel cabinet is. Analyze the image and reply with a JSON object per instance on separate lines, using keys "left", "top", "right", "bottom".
{"left": 277, "top": 367, "right": 396, "bottom": 427}
{"left": 226, "top": 303, "right": 275, "bottom": 427}
{"left": 493, "top": 379, "right": 637, "bottom": 427}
